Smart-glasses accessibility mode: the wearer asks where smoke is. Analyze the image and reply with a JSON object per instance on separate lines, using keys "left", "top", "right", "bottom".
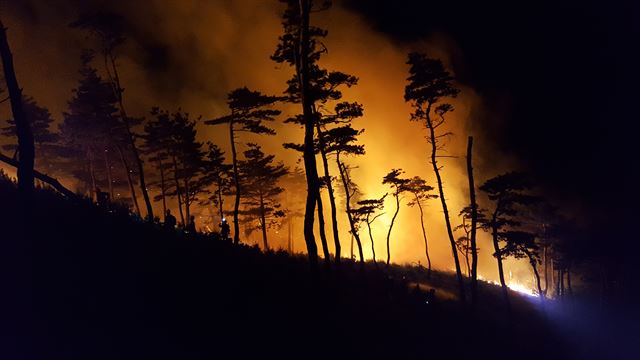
{"left": 0, "top": 0, "right": 531, "bottom": 285}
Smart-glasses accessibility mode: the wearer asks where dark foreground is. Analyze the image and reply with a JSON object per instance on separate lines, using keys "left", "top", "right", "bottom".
{"left": 0, "top": 176, "right": 605, "bottom": 359}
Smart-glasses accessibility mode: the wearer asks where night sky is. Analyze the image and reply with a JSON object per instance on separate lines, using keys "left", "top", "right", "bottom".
{"left": 345, "top": 0, "right": 640, "bottom": 243}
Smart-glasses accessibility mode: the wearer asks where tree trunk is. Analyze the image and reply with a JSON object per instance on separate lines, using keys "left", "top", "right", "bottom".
{"left": 467, "top": 136, "right": 479, "bottom": 305}
{"left": 0, "top": 20, "right": 34, "bottom": 203}
{"left": 337, "top": 158, "right": 364, "bottom": 264}
{"left": 217, "top": 178, "right": 224, "bottom": 221}
{"left": 229, "top": 120, "right": 241, "bottom": 244}
{"left": 491, "top": 213, "right": 510, "bottom": 311}
{"left": 386, "top": 191, "right": 401, "bottom": 266}
{"left": 297, "top": 0, "right": 319, "bottom": 268}
{"left": 366, "top": 214, "right": 377, "bottom": 265}
{"left": 416, "top": 197, "right": 431, "bottom": 277}
{"left": 316, "top": 123, "right": 341, "bottom": 264}
{"left": 171, "top": 155, "right": 185, "bottom": 225}
{"left": 158, "top": 157, "right": 167, "bottom": 217}
{"left": 529, "top": 254, "right": 544, "bottom": 302}
{"left": 316, "top": 193, "right": 331, "bottom": 266}
{"left": 260, "top": 194, "right": 268, "bottom": 250}
{"left": 182, "top": 164, "right": 191, "bottom": 222}
{"left": 104, "top": 148, "right": 114, "bottom": 200}
{"left": 426, "top": 107, "right": 466, "bottom": 302}
{"left": 0, "top": 151, "right": 77, "bottom": 199}
{"left": 117, "top": 146, "right": 141, "bottom": 216}
{"left": 567, "top": 264, "right": 573, "bottom": 299}
{"left": 87, "top": 149, "right": 97, "bottom": 201}
{"left": 107, "top": 52, "right": 153, "bottom": 220}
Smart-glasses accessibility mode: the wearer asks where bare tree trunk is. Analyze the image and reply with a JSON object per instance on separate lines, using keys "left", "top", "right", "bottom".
{"left": 416, "top": 197, "right": 431, "bottom": 277}
{"left": 467, "top": 136, "right": 479, "bottom": 305}
{"left": 297, "top": 0, "right": 319, "bottom": 268}
{"left": 491, "top": 212, "right": 510, "bottom": 311}
{"left": 260, "top": 194, "right": 268, "bottom": 250}
{"left": 543, "top": 245, "right": 549, "bottom": 296}
{"left": 567, "top": 264, "right": 573, "bottom": 299}
{"left": 217, "top": 178, "right": 224, "bottom": 220}
{"left": 316, "top": 193, "right": 331, "bottom": 266}
{"left": 117, "top": 146, "right": 141, "bottom": 216}
{"left": 171, "top": 155, "right": 185, "bottom": 225}
{"left": 426, "top": 107, "right": 465, "bottom": 302}
{"left": 87, "top": 149, "right": 97, "bottom": 201}
{"left": 182, "top": 165, "right": 191, "bottom": 222}
{"left": 529, "top": 254, "right": 544, "bottom": 302}
{"left": 0, "top": 20, "right": 34, "bottom": 203}
{"left": 158, "top": 157, "right": 167, "bottom": 217}
{"left": 337, "top": 158, "right": 364, "bottom": 264}
{"left": 106, "top": 53, "right": 153, "bottom": 220}
{"left": 229, "top": 120, "right": 241, "bottom": 244}
{"left": 316, "top": 123, "right": 341, "bottom": 264}
{"left": 104, "top": 148, "right": 114, "bottom": 200}
{"left": 366, "top": 214, "right": 377, "bottom": 265}
{"left": 385, "top": 190, "right": 401, "bottom": 266}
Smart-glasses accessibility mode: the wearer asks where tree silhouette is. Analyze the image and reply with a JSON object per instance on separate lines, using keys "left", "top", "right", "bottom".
{"left": 382, "top": 169, "right": 410, "bottom": 265}
{"left": 480, "top": 171, "right": 539, "bottom": 309}
{"left": 500, "top": 230, "right": 544, "bottom": 301}
{"left": 205, "top": 87, "right": 280, "bottom": 244}
{"left": 350, "top": 195, "right": 386, "bottom": 265}
{"left": 404, "top": 52, "right": 465, "bottom": 301}
{"left": 0, "top": 19, "right": 34, "bottom": 204}
{"left": 337, "top": 162, "right": 364, "bottom": 263}
{"left": 2, "top": 96, "right": 59, "bottom": 169}
{"left": 59, "top": 52, "right": 121, "bottom": 203}
{"left": 272, "top": 0, "right": 334, "bottom": 267}
{"left": 71, "top": 12, "right": 154, "bottom": 220}
{"left": 200, "top": 142, "right": 233, "bottom": 223}
{"left": 404, "top": 176, "right": 438, "bottom": 276}
{"left": 238, "top": 143, "right": 288, "bottom": 250}
{"left": 465, "top": 136, "right": 480, "bottom": 305}
{"left": 147, "top": 108, "right": 206, "bottom": 224}
{"left": 455, "top": 206, "right": 488, "bottom": 279}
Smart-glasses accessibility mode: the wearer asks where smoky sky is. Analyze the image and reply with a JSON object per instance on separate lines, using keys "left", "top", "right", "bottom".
{"left": 2, "top": 0, "right": 639, "bottom": 253}
{"left": 345, "top": 0, "right": 640, "bottom": 239}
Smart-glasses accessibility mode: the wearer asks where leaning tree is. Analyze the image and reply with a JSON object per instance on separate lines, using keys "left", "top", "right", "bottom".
{"left": 404, "top": 52, "right": 465, "bottom": 301}
{"left": 382, "top": 169, "right": 410, "bottom": 265}
{"left": 480, "top": 171, "right": 539, "bottom": 310}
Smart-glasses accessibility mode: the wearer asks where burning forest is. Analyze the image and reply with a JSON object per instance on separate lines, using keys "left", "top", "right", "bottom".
{"left": 0, "top": 1, "right": 638, "bottom": 359}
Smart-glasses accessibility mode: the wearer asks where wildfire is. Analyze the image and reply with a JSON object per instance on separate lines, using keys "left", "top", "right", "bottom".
{"left": 477, "top": 274, "right": 537, "bottom": 297}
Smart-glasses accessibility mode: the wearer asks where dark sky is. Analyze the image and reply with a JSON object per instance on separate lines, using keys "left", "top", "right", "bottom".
{"left": 345, "top": 0, "right": 640, "bottom": 238}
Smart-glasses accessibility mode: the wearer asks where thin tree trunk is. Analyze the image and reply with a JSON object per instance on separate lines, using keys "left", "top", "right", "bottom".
{"left": 158, "top": 157, "right": 167, "bottom": 217}
{"left": 567, "top": 264, "right": 573, "bottom": 298}
{"left": 543, "top": 245, "right": 549, "bottom": 296}
{"left": 183, "top": 166, "right": 191, "bottom": 221}
{"left": 529, "top": 254, "right": 544, "bottom": 302}
{"left": 0, "top": 20, "right": 34, "bottom": 203}
{"left": 426, "top": 107, "right": 465, "bottom": 302}
{"left": 117, "top": 146, "right": 141, "bottom": 216}
{"left": 107, "top": 52, "right": 153, "bottom": 220}
{"left": 297, "top": 0, "right": 319, "bottom": 268}
{"left": 217, "top": 178, "right": 224, "bottom": 220}
{"left": 229, "top": 120, "right": 241, "bottom": 244}
{"left": 260, "top": 194, "right": 268, "bottom": 250}
{"left": 171, "top": 155, "right": 185, "bottom": 225}
{"left": 366, "top": 214, "right": 377, "bottom": 265}
{"left": 491, "top": 211, "right": 510, "bottom": 311}
{"left": 416, "top": 197, "right": 431, "bottom": 277}
{"left": 316, "top": 193, "right": 331, "bottom": 265}
{"left": 87, "top": 149, "right": 97, "bottom": 201}
{"left": 104, "top": 147, "right": 114, "bottom": 200}
{"left": 386, "top": 191, "right": 400, "bottom": 266}
{"left": 316, "top": 123, "right": 341, "bottom": 264}
{"left": 467, "top": 136, "right": 479, "bottom": 305}
{"left": 338, "top": 158, "right": 363, "bottom": 264}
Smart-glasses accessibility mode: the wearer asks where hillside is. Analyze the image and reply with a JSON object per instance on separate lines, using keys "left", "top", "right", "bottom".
{"left": 1, "top": 174, "right": 573, "bottom": 360}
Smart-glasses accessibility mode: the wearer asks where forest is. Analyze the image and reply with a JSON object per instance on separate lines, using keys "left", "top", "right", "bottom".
{"left": 1, "top": 1, "right": 638, "bottom": 359}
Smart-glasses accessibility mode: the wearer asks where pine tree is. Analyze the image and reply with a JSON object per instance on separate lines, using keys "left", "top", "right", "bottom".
{"left": 405, "top": 52, "right": 466, "bottom": 301}
{"left": 205, "top": 87, "right": 280, "bottom": 244}
{"left": 382, "top": 169, "right": 410, "bottom": 265}
{"left": 405, "top": 176, "right": 438, "bottom": 276}
{"left": 238, "top": 143, "right": 288, "bottom": 250}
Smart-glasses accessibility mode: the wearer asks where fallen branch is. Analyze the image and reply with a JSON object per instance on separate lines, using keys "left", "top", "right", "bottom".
{"left": 0, "top": 151, "right": 77, "bottom": 199}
